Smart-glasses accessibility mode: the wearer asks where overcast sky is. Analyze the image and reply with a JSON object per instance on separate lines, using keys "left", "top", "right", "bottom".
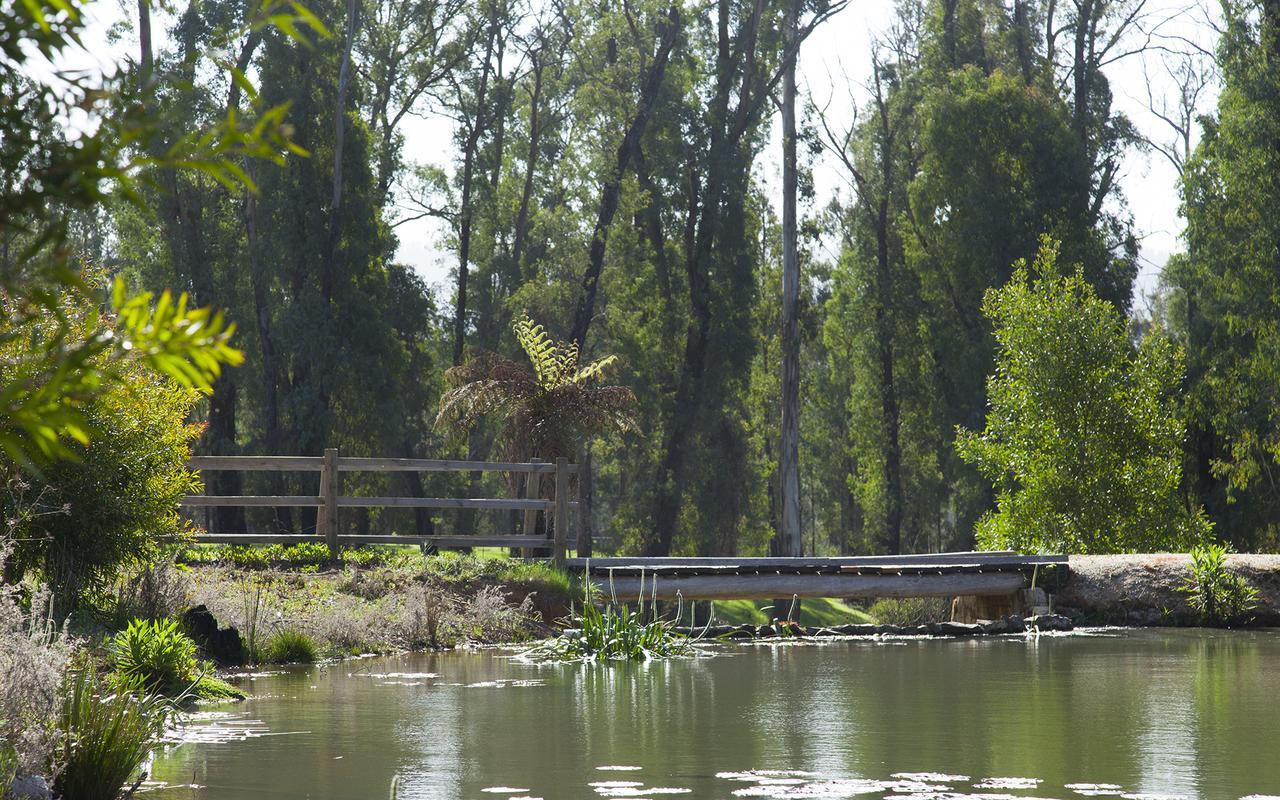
{"left": 79, "top": 0, "right": 1218, "bottom": 315}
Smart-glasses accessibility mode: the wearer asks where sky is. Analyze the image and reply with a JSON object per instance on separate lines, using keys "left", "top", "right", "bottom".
{"left": 78, "top": 0, "right": 1219, "bottom": 314}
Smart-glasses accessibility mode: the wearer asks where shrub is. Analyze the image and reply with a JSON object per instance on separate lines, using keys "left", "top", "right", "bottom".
{"left": 4, "top": 296, "right": 202, "bottom": 611}
{"left": 104, "top": 559, "right": 192, "bottom": 628}
{"left": 109, "top": 619, "right": 198, "bottom": 694}
{"left": 0, "top": 575, "right": 69, "bottom": 780}
{"left": 1180, "top": 544, "right": 1259, "bottom": 627}
{"left": 956, "top": 239, "right": 1212, "bottom": 554}
{"left": 177, "top": 543, "right": 405, "bottom": 570}
{"left": 55, "top": 668, "right": 175, "bottom": 800}
{"left": 867, "top": 597, "right": 950, "bottom": 627}
{"left": 461, "top": 586, "right": 535, "bottom": 643}
{"left": 263, "top": 629, "right": 318, "bottom": 664}
{"left": 398, "top": 584, "right": 455, "bottom": 650}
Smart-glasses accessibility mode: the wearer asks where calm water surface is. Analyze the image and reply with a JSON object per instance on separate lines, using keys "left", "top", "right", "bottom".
{"left": 149, "top": 629, "right": 1280, "bottom": 800}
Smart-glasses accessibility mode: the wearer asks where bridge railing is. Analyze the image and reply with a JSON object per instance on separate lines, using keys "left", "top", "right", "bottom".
{"left": 182, "top": 449, "right": 579, "bottom": 565}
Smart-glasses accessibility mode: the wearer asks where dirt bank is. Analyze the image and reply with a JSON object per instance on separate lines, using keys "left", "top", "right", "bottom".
{"left": 177, "top": 551, "right": 576, "bottom": 660}
{"left": 1054, "top": 554, "right": 1280, "bottom": 626}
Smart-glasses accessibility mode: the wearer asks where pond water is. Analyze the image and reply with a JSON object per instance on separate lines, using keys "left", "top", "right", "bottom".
{"left": 148, "top": 629, "right": 1280, "bottom": 800}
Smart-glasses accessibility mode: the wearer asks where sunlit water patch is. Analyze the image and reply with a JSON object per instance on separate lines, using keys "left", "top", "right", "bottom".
{"left": 148, "top": 631, "right": 1280, "bottom": 799}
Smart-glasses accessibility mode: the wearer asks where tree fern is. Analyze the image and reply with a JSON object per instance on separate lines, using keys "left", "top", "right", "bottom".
{"left": 436, "top": 314, "right": 636, "bottom": 462}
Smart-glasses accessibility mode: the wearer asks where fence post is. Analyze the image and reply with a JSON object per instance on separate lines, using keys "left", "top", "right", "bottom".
{"left": 576, "top": 449, "right": 592, "bottom": 559}
{"left": 553, "top": 457, "right": 569, "bottom": 567}
{"left": 519, "top": 458, "right": 543, "bottom": 559}
{"left": 319, "top": 447, "right": 340, "bottom": 563}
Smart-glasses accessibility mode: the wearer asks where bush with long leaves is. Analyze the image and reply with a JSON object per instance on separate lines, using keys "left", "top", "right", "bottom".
{"left": 55, "top": 667, "right": 178, "bottom": 800}
{"left": 1179, "top": 543, "right": 1259, "bottom": 627}
{"left": 108, "top": 619, "right": 198, "bottom": 695}
{"left": 435, "top": 315, "right": 637, "bottom": 461}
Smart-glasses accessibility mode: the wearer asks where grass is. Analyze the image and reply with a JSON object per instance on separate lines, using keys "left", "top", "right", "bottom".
{"left": 423, "top": 551, "right": 576, "bottom": 596}
{"left": 190, "top": 675, "right": 245, "bottom": 700}
{"left": 263, "top": 629, "right": 319, "bottom": 664}
{"left": 178, "top": 545, "right": 576, "bottom": 598}
{"left": 183, "top": 551, "right": 570, "bottom": 657}
{"left": 710, "top": 598, "right": 875, "bottom": 627}
{"left": 866, "top": 596, "right": 951, "bottom": 626}
{"left": 108, "top": 617, "right": 245, "bottom": 700}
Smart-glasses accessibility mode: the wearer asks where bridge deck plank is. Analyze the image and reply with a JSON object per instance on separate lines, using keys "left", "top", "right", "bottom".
{"left": 569, "top": 552, "right": 1065, "bottom": 576}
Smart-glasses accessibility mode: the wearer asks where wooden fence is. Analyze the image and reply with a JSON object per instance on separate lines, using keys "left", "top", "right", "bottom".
{"left": 181, "top": 449, "right": 579, "bottom": 565}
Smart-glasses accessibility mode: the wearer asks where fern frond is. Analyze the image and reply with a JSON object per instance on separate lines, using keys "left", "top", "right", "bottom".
{"left": 572, "top": 354, "right": 618, "bottom": 385}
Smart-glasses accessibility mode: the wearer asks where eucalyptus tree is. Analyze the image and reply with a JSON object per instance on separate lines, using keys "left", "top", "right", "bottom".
{"left": 816, "top": 0, "right": 1141, "bottom": 554}
{"left": 638, "top": 0, "right": 845, "bottom": 556}
{"left": 359, "top": 0, "right": 471, "bottom": 209}
{"left": 1170, "top": 0, "right": 1280, "bottom": 550}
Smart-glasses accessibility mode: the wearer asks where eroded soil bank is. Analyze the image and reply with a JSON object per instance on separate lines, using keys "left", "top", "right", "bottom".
{"left": 1054, "top": 553, "right": 1280, "bottom": 625}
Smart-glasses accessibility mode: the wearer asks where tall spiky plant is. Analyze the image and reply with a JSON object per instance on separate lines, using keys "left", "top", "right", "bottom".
{"left": 435, "top": 315, "right": 637, "bottom": 462}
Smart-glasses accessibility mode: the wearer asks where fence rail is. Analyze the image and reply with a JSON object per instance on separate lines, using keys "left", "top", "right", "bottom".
{"left": 181, "top": 449, "right": 579, "bottom": 565}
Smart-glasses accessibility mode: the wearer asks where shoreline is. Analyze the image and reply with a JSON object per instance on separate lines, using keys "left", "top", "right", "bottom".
{"left": 1055, "top": 553, "right": 1280, "bottom": 626}
{"left": 182, "top": 551, "right": 1280, "bottom": 676}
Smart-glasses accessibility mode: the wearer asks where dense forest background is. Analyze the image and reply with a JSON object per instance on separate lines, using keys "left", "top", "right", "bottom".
{"left": 62, "top": 0, "right": 1280, "bottom": 556}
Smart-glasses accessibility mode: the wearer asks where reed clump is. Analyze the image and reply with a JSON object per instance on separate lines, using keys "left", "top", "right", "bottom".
{"left": 54, "top": 667, "right": 177, "bottom": 800}
{"left": 532, "top": 571, "right": 695, "bottom": 662}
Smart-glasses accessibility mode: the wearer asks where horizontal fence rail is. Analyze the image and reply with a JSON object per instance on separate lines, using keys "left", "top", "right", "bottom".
{"left": 181, "top": 449, "right": 578, "bottom": 564}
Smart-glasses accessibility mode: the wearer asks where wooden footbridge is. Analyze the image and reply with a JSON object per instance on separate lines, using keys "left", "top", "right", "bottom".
{"left": 181, "top": 452, "right": 1065, "bottom": 602}
{"left": 569, "top": 552, "right": 1067, "bottom": 601}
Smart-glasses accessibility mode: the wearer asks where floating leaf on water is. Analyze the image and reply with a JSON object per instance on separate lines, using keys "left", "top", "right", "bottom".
{"left": 975, "top": 778, "right": 1041, "bottom": 789}
{"left": 590, "top": 782, "right": 646, "bottom": 788}
{"left": 480, "top": 788, "right": 531, "bottom": 794}
{"left": 596, "top": 766, "right": 644, "bottom": 771}
{"left": 716, "top": 770, "right": 820, "bottom": 781}
{"left": 730, "top": 778, "right": 893, "bottom": 797}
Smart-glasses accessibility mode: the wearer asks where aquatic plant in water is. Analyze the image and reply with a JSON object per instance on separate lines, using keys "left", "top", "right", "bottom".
{"left": 263, "top": 629, "right": 318, "bottom": 664}
{"left": 531, "top": 570, "right": 695, "bottom": 662}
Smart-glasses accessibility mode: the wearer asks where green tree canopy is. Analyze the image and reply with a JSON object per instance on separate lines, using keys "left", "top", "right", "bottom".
{"left": 957, "top": 239, "right": 1210, "bottom": 554}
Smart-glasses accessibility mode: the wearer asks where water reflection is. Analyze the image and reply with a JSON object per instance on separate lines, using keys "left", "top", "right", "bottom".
{"left": 149, "top": 630, "right": 1280, "bottom": 800}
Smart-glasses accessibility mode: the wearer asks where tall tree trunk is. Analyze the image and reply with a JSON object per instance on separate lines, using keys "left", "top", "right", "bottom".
{"left": 778, "top": 0, "right": 802, "bottom": 560}
{"left": 874, "top": 208, "right": 904, "bottom": 554}
{"left": 1011, "top": 0, "right": 1035, "bottom": 84}
{"left": 246, "top": 164, "right": 292, "bottom": 533}
{"left": 648, "top": 0, "right": 740, "bottom": 556}
{"left": 569, "top": 6, "right": 680, "bottom": 349}
{"left": 323, "top": 0, "right": 360, "bottom": 306}
{"left": 452, "top": 21, "right": 498, "bottom": 365}
{"left": 511, "top": 56, "right": 545, "bottom": 278}
{"left": 148, "top": 5, "right": 248, "bottom": 532}
{"left": 137, "top": 0, "right": 153, "bottom": 90}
